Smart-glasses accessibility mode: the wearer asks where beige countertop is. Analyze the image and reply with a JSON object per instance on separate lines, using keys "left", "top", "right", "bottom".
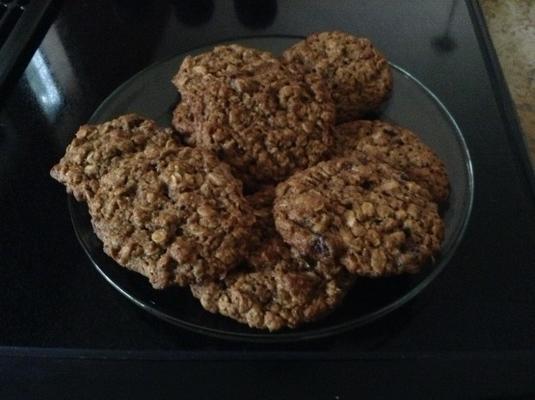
{"left": 480, "top": 0, "right": 534, "bottom": 166}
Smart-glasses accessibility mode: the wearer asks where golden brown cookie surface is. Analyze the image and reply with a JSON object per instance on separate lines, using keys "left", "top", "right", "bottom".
{"left": 191, "top": 185, "right": 352, "bottom": 331}
{"left": 172, "top": 45, "right": 335, "bottom": 186}
{"left": 50, "top": 114, "right": 177, "bottom": 201}
{"left": 282, "top": 31, "right": 393, "bottom": 123}
{"left": 87, "top": 146, "right": 255, "bottom": 288}
{"left": 274, "top": 155, "right": 444, "bottom": 277}
{"left": 333, "top": 120, "right": 450, "bottom": 202}
{"left": 52, "top": 115, "right": 255, "bottom": 289}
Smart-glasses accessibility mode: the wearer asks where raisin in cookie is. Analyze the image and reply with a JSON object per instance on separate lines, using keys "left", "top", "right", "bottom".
{"left": 273, "top": 155, "right": 444, "bottom": 277}
{"left": 182, "top": 60, "right": 335, "bottom": 185}
{"left": 50, "top": 114, "right": 177, "bottom": 201}
{"left": 191, "top": 186, "right": 353, "bottom": 331}
{"left": 332, "top": 120, "right": 449, "bottom": 202}
{"left": 282, "top": 31, "right": 393, "bottom": 123}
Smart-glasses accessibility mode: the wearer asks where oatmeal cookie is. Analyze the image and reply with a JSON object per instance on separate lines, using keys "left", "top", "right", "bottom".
{"left": 50, "top": 114, "right": 177, "bottom": 201}
{"left": 332, "top": 120, "right": 449, "bottom": 202}
{"left": 171, "top": 45, "right": 278, "bottom": 142}
{"left": 282, "top": 31, "right": 393, "bottom": 123}
{"left": 191, "top": 185, "right": 352, "bottom": 331}
{"left": 183, "top": 61, "right": 335, "bottom": 185}
{"left": 85, "top": 145, "right": 255, "bottom": 289}
{"left": 273, "top": 155, "right": 444, "bottom": 277}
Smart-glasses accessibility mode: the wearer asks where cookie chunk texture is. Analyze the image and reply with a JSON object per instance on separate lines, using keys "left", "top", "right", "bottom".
{"left": 172, "top": 45, "right": 279, "bottom": 144}
{"left": 172, "top": 44, "right": 335, "bottom": 185}
{"left": 172, "top": 44, "right": 278, "bottom": 95}
{"left": 333, "top": 120, "right": 449, "bottom": 202}
{"left": 191, "top": 186, "right": 353, "bottom": 331}
{"left": 50, "top": 114, "right": 176, "bottom": 201}
{"left": 274, "top": 156, "right": 444, "bottom": 277}
{"left": 282, "top": 31, "right": 393, "bottom": 122}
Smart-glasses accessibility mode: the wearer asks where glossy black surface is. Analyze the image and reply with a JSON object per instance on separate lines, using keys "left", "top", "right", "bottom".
{"left": 0, "top": 0, "right": 57, "bottom": 93}
{"left": 71, "top": 38, "right": 473, "bottom": 341}
{"left": 2, "top": 350, "right": 535, "bottom": 399}
{"left": 1, "top": 0, "right": 535, "bottom": 354}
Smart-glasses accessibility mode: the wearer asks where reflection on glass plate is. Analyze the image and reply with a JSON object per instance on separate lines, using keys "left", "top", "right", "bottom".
{"left": 68, "top": 36, "right": 474, "bottom": 342}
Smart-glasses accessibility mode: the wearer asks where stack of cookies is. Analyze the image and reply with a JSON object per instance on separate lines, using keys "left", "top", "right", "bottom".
{"left": 51, "top": 31, "right": 449, "bottom": 331}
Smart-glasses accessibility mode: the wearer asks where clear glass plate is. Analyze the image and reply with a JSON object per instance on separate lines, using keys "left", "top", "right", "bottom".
{"left": 68, "top": 36, "right": 474, "bottom": 342}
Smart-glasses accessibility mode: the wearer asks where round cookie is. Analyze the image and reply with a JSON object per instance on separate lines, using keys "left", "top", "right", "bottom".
{"left": 282, "top": 31, "right": 393, "bottom": 123}
{"left": 332, "top": 120, "right": 449, "bottom": 202}
{"left": 87, "top": 146, "right": 256, "bottom": 289}
{"left": 183, "top": 62, "right": 335, "bottom": 185}
{"left": 273, "top": 155, "right": 444, "bottom": 277}
{"left": 50, "top": 114, "right": 177, "bottom": 201}
{"left": 191, "top": 185, "right": 353, "bottom": 331}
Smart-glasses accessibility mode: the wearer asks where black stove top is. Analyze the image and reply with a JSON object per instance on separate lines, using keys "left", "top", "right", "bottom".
{"left": 1, "top": 0, "right": 534, "bottom": 397}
